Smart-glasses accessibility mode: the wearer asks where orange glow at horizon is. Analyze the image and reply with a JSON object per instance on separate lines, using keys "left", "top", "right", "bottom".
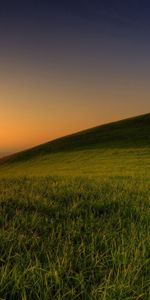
{"left": 1, "top": 65, "right": 150, "bottom": 154}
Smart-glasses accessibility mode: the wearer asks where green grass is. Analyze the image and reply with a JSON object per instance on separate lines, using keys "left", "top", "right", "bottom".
{"left": 0, "top": 113, "right": 150, "bottom": 178}
{"left": 0, "top": 177, "right": 150, "bottom": 299}
{"left": 0, "top": 113, "right": 150, "bottom": 299}
{"left": 0, "top": 147, "right": 150, "bottom": 178}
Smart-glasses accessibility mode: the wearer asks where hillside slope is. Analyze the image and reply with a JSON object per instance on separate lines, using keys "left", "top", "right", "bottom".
{"left": 0, "top": 113, "right": 150, "bottom": 177}
{"left": 1, "top": 113, "right": 150, "bottom": 163}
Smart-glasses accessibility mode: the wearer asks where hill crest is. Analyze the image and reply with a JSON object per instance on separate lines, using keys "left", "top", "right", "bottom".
{"left": 1, "top": 113, "right": 150, "bottom": 165}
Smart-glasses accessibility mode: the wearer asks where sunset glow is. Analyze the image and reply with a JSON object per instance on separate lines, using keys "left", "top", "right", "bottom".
{"left": 1, "top": 1, "right": 150, "bottom": 154}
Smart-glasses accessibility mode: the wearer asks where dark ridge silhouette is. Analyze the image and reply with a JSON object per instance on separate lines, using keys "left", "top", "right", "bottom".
{"left": 0, "top": 113, "right": 150, "bottom": 165}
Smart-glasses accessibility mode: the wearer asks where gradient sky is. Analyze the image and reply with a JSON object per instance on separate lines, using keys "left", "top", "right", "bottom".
{"left": 1, "top": 0, "right": 150, "bottom": 154}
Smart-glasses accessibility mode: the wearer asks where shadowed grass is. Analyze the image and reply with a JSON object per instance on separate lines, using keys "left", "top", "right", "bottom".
{"left": 0, "top": 176, "right": 150, "bottom": 299}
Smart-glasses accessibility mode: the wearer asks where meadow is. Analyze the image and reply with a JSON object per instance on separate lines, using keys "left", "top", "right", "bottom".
{"left": 0, "top": 114, "right": 150, "bottom": 299}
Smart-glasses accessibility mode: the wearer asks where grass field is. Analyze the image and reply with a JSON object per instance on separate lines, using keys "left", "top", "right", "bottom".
{"left": 0, "top": 113, "right": 150, "bottom": 299}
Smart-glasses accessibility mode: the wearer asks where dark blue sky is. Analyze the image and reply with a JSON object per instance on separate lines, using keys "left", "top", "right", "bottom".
{"left": 1, "top": 1, "right": 150, "bottom": 38}
{"left": 1, "top": 0, "right": 150, "bottom": 62}
{"left": 1, "top": 0, "right": 150, "bottom": 72}
{"left": 1, "top": 1, "right": 150, "bottom": 27}
{"left": 1, "top": 1, "right": 150, "bottom": 153}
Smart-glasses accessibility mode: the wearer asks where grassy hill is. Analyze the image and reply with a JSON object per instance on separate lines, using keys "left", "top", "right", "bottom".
{"left": 0, "top": 113, "right": 150, "bottom": 299}
{"left": 0, "top": 113, "right": 150, "bottom": 177}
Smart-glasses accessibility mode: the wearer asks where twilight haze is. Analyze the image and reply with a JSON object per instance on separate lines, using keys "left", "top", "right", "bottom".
{"left": 0, "top": 0, "right": 150, "bottom": 154}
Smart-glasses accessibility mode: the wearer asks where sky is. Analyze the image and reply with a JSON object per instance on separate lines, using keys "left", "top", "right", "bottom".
{"left": 1, "top": 0, "right": 150, "bottom": 154}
